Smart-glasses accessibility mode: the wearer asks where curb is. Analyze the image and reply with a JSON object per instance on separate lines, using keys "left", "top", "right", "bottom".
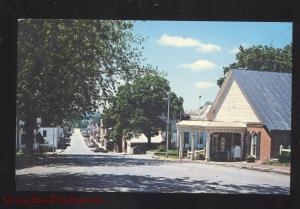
{"left": 152, "top": 155, "right": 290, "bottom": 175}
{"left": 241, "top": 166, "right": 290, "bottom": 175}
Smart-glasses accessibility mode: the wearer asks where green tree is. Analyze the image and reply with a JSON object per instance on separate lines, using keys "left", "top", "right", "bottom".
{"left": 102, "top": 74, "right": 184, "bottom": 151}
{"left": 17, "top": 19, "right": 153, "bottom": 153}
{"left": 217, "top": 44, "right": 292, "bottom": 87}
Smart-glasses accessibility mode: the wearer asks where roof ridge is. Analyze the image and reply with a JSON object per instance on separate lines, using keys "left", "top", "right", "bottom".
{"left": 232, "top": 69, "right": 292, "bottom": 75}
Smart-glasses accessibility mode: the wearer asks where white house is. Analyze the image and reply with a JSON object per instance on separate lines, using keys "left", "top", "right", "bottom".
{"left": 35, "top": 126, "right": 64, "bottom": 149}
{"left": 126, "top": 132, "right": 164, "bottom": 154}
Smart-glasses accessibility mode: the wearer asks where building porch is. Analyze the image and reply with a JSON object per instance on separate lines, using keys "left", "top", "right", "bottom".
{"left": 176, "top": 120, "right": 247, "bottom": 161}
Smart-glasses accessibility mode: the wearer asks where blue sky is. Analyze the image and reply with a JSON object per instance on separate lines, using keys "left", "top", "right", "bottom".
{"left": 132, "top": 21, "right": 292, "bottom": 112}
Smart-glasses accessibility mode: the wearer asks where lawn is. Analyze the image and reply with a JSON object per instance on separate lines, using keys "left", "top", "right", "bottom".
{"left": 147, "top": 149, "right": 179, "bottom": 158}
{"left": 15, "top": 151, "right": 43, "bottom": 169}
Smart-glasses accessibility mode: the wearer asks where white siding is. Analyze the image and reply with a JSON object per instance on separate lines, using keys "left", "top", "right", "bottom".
{"left": 39, "top": 127, "right": 63, "bottom": 148}
{"left": 214, "top": 80, "right": 260, "bottom": 123}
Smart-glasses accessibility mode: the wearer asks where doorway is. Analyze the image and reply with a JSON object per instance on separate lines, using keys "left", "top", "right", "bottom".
{"left": 210, "top": 133, "right": 241, "bottom": 161}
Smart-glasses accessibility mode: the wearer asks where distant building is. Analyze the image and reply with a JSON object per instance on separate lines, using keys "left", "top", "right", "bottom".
{"left": 187, "top": 105, "right": 212, "bottom": 121}
{"left": 126, "top": 132, "right": 164, "bottom": 154}
{"left": 36, "top": 126, "right": 64, "bottom": 149}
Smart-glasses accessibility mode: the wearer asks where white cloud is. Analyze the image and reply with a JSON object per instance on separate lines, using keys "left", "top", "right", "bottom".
{"left": 157, "top": 34, "right": 200, "bottom": 47}
{"left": 194, "top": 81, "right": 215, "bottom": 89}
{"left": 181, "top": 59, "right": 216, "bottom": 72}
{"left": 157, "top": 34, "right": 221, "bottom": 53}
{"left": 196, "top": 43, "right": 221, "bottom": 53}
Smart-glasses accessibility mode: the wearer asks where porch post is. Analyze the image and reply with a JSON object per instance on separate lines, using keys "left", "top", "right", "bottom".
{"left": 176, "top": 127, "right": 180, "bottom": 148}
{"left": 205, "top": 130, "right": 211, "bottom": 161}
{"left": 179, "top": 128, "right": 184, "bottom": 159}
{"left": 240, "top": 131, "right": 244, "bottom": 160}
{"left": 191, "top": 128, "right": 195, "bottom": 160}
{"left": 250, "top": 133, "right": 253, "bottom": 156}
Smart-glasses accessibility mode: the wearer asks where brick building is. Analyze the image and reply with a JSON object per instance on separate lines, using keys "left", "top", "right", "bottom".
{"left": 176, "top": 69, "right": 291, "bottom": 162}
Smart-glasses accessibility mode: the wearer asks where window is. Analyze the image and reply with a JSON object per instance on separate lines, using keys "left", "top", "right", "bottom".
{"left": 199, "top": 132, "right": 204, "bottom": 144}
{"left": 194, "top": 130, "right": 199, "bottom": 145}
{"left": 43, "top": 130, "right": 47, "bottom": 137}
{"left": 173, "top": 132, "right": 177, "bottom": 143}
{"left": 173, "top": 132, "right": 177, "bottom": 146}
{"left": 184, "top": 132, "right": 189, "bottom": 144}
{"left": 251, "top": 134, "right": 257, "bottom": 156}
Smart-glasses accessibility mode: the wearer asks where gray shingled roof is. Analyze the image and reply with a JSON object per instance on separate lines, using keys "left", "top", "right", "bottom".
{"left": 232, "top": 69, "right": 291, "bottom": 131}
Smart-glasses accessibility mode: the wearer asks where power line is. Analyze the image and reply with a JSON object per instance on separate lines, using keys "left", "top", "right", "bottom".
{"left": 261, "top": 26, "right": 292, "bottom": 46}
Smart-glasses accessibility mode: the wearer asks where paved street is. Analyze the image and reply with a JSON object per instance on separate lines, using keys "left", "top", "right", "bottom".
{"left": 61, "top": 129, "right": 95, "bottom": 155}
{"left": 16, "top": 129, "right": 290, "bottom": 193}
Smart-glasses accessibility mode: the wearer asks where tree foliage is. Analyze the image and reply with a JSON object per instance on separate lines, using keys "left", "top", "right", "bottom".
{"left": 217, "top": 44, "right": 292, "bottom": 87}
{"left": 17, "top": 19, "right": 153, "bottom": 152}
{"left": 102, "top": 74, "right": 184, "bottom": 147}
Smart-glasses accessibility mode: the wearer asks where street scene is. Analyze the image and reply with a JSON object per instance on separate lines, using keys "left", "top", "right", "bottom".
{"left": 16, "top": 20, "right": 291, "bottom": 193}
{"left": 16, "top": 129, "right": 289, "bottom": 193}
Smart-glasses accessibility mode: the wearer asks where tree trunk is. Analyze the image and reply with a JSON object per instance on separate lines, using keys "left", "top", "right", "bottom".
{"left": 122, "top": 136, "right": 127, "bottom": 153}
{"left": 24, "top": 114, "right": 35, "bottom": 154}
{"left": 114, "top": 139, "right": 122, "bottom": 153}
{"left": 147, "top": 137, "right": 151, "bottom": 150}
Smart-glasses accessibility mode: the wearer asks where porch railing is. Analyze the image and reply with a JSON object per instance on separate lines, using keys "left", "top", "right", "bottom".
{"left": 279, "top": 145, "right": 291, "bottom": 155}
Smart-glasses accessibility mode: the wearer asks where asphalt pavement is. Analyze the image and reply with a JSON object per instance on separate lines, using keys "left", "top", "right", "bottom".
{"left": 60, "top": 128, "right": 95, "bottom": 155}
{"left": 15, "top": 129, "right": 290, "bottom": 193}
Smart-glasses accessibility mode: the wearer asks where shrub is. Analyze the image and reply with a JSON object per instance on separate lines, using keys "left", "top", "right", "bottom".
{"left": 246, "top": 155, "right": 256, "bottom": 163}
{"left": 197, "top": 154, "right": 205, "bottom": 160}
{"left": 39, "top": 145, "right": 55, "bottom": 153}
{"left": 158, "top": 145, "right": 166, "bottom": 152}
{"left": 278, "top": 152, "right": 290, "bottom": 163}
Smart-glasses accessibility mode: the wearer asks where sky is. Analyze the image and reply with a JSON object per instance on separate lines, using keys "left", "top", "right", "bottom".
{"left": 132, "top": 21, "right": 292, "bottom": 112}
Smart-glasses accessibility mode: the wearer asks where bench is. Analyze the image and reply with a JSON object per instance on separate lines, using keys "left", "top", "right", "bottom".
{"left": 187, "top": 150, "right": 205, "bottom": 160}
{"left": 187, "top": 150, "right": 193, "bottom": 159}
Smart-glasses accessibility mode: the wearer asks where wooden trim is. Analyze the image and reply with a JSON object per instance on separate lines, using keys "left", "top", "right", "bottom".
{"left": 207, "top": 70, "right": 233, "bottom": 120}
{"left": 234, "top": 77, "right": 263, "bottom": 123}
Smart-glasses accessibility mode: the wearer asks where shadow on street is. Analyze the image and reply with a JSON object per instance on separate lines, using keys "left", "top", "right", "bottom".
{"left": 16, "top": 171, "right": 289, "bottom": 194}
{"left": 15, "top": 154, "right": 170, "bottom": 170}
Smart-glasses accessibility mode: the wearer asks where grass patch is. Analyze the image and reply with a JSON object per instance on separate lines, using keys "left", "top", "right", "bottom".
{"left": 16, "top": 151, "right": 24, "bottom": 158}
{"left": 150, "top": 149, "right": 179, "bottom": 159}
{"left": 147, "top": 149, "right": 159, "bottom": 153}
{"left": 15, "top": 152, "right": 42, "bottom": 169}
{"left": 155, "top": 154, "right": 178, "bottom": 159}
{"left": 148, "top": 149, "right": 178, "bottom": 155}
{"left": 15, "top": 151, "right": 41, "bottom": 163}
{"left": 15, "top": 151, "right": 36, "bottom": 160}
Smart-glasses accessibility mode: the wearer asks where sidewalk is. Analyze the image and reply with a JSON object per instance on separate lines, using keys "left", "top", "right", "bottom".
{"left": 153, "top": 156, "right": 290, "bottom": 175}
{"left": 35, "top": 149, "right": 65, "bottom": 155}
